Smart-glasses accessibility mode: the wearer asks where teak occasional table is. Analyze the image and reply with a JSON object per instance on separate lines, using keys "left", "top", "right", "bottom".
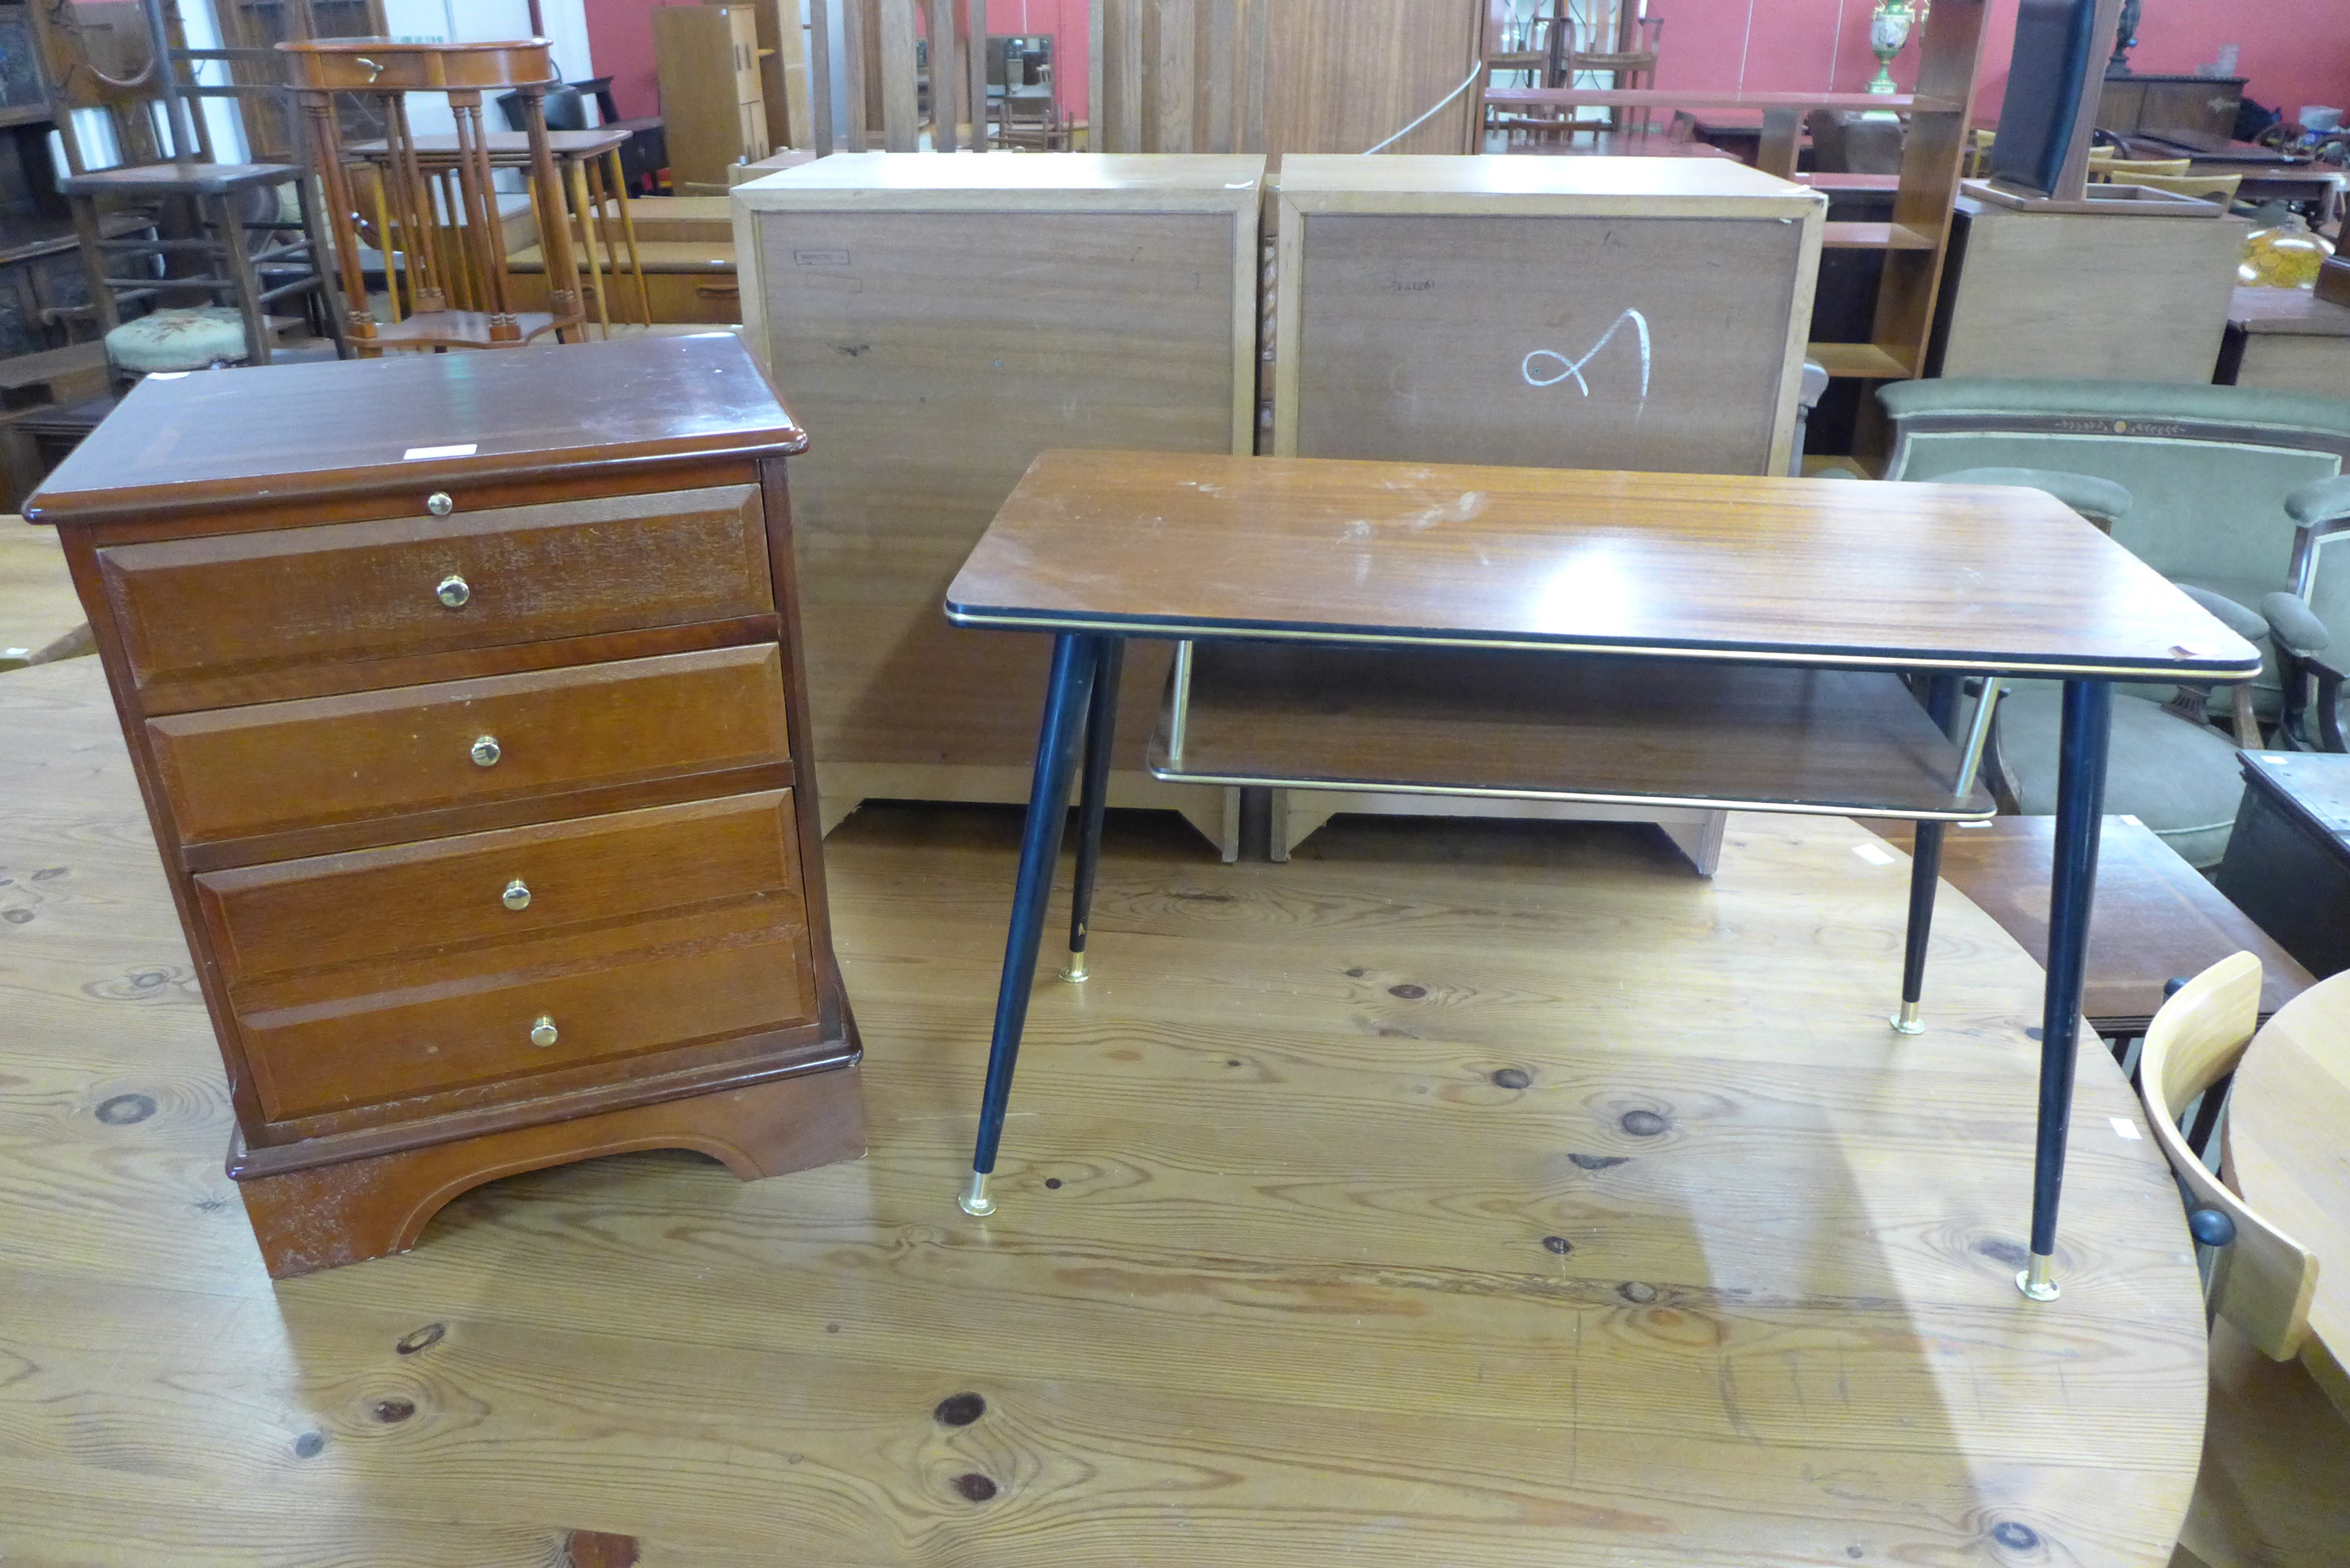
{"left": 943, "top": 451, "right": 2259, "bottom": 1302}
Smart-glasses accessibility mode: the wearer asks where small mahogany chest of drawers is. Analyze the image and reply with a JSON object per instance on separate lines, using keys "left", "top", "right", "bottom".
{"left": 27, "top": 334, "right": 862, "bottom": 1276}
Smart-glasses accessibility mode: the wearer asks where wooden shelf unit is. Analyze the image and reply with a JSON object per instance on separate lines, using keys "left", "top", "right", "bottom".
{"left": 1481, "top": 0, "right": 1990, "bottom": 385}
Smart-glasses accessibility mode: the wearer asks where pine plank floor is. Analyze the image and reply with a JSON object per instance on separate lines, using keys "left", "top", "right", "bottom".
{"left": 0, "top": 655, "right": 2205, "bottom": 1566}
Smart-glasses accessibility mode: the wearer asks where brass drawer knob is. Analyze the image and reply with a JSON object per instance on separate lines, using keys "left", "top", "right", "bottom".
{"left": 436, "top": 573, "right": 470, "bottom": 609}
{"left": 426, "top": 492, "right": 454, "bottom": 517}
{"left": 502, "top": 878, "right": 531, "bottom": 911}
{"left": 470, "top": 735, "right": 502, "bottom": 768}
{"left": 529, "top": 1015, "right": 558, "bottom": 1048}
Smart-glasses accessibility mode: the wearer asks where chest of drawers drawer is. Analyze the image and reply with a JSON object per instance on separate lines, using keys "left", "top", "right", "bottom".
{"left": 147, "top": 643, "right": 791, "bottom": 848}
{"left": 95, "top": 485, "right": 775, "bottom": 706}
{"left": 232, "top": 900, "right": 817, "bottom": 1123}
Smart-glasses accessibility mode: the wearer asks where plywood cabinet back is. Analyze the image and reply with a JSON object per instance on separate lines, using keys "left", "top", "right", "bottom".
{"left": 735, "top": 154, "right": 1262, "bottom": 826}
{"left": 98, "top": 486, "right": 775, "bottom": 699}
{"left": 1272, "top": 157, "right": 1826, "bottom": 478}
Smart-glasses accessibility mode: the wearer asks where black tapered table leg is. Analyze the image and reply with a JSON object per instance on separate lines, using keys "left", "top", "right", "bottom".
{"left": 2020, "top": 678, "right": 2112, "bottom": 1300}
{"left": 1894, "top": 674, "right": 1963, "bottom": 1034}
{"left": 960, "top": 632, "right": 1103, "bottom": 1217}
{"left": 1062, "top": 638, "right": 1125, "bottom": 983}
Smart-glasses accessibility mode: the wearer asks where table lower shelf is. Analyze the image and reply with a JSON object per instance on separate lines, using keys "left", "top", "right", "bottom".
{"left": 1147, "top": 642, "right": 1996, "bottom": 821}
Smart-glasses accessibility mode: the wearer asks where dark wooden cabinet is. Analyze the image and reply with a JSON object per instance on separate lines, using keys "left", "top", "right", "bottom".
{"left": 25, "top": 334, "right": 863, "bottom": 1277}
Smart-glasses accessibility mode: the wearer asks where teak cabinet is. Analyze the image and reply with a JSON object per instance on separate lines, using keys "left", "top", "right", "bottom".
{"left": 26, "top": 334, "right": 863, "bottom": 1277}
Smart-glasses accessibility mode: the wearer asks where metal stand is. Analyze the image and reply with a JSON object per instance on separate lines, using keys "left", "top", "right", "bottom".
{"left": 961, "top": 633, "right": 1103, "bottom": 1216}
{"left": 1061, "top": 639, "right": 1125, "bottom": 982}
{"left": 2021, "top": 679, "right": 2112, "bottom": 1300}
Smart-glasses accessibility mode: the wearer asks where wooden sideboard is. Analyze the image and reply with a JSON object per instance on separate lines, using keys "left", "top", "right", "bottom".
{"left": 24, "top": 334, "right": 863, "bottom": 1276}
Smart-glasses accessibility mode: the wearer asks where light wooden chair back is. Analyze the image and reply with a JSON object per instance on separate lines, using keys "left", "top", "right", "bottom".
{"left": 2138, "top": 951, "right": 2321, "bottom": 1361}
{"left": 2099, "top": 156, "right": 2192, "bottom": 182}
{"left": 2127, "top": 170, "right": 2243, "bottom": 205}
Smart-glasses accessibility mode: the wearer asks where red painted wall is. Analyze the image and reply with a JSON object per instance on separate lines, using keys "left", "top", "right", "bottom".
{"left": 1651, "top": 0, "right": 2350, "bottom": 128}
{"left": 583, "top": 0, "right": 662, "bottom": 121}
{"left": 582, "top": 0, "right": 1093, "bottom": 134}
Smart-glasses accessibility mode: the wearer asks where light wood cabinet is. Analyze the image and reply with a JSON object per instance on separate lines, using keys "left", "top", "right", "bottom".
{"left": 657, "top": 3, "right": 772, "bottom": 188}
{"left": 26, "top": 334, "right": 863, "bottom": 1277}
{"left": 735, "top": 153, "right": 1264, "bottom": 854}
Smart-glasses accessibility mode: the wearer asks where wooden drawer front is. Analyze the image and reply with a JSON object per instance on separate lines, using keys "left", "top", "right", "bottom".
{"left": 195, "top": 791, "right": 804, "bottom": 984}
{"left": 149, "top": 645, "right": 790, "bottom": 846}
{"left": 235, "top": 903, "right": 818, "bottom": 1122}
{"left": 96, "top": 485, "right": 773, "bottom": 694}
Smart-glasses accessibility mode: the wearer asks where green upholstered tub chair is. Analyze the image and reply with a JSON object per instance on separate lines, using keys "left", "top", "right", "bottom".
{"left": 1906, "top": 463, "right": 2268, "bottom": 867}
{"left": 2271, "top": 476, "right": 2350, "bottom": 749}
{"left": 1881, "top": 378, "right": 2350, "bottom": 731}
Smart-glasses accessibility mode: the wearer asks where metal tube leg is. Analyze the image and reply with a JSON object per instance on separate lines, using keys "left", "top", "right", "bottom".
{"left": 962, "top": 634, "right": 1103, "bottom": 1216}
{"left": 1894, "top": 674, "right": 1962, "bottom": 1034}
{"left": 1063, "top": 639, "right": 1125, "bottom": 982}
{"left": 2021, "top": 679, "right": 2112, "bottom": 1300}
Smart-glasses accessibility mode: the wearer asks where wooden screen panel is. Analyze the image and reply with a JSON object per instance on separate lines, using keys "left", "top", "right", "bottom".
{"left": 754, "top": 207, "right": 1245, "bottom": 773}
{"left": 1261, "top": 0, "right": 1482, "bottom": 156}
{"left": 1290, "top": 212, "right": 1808, "bottom": 475}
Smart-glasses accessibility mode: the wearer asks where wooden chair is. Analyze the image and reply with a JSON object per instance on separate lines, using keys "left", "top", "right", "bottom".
{"left": 1566, "top": 7, "right": 1662, "bottom": 136}
{"left": 2138, "top": 953, "right": 2320, "bottom": 1358}
{"left": 30, "top": 0, "right": 330, "bottom": 370}
{"left": 278, "top": 37, "right": 584, "bottom": 355}
{"left": 2137, "top": 956, "right": 2349, "bottom": 1568}
{"left": 2097, "top": 156, "right": 2193, "bottom": 182}
{"left": 2128, "top": 170, "right": 2245, "bottom": 207}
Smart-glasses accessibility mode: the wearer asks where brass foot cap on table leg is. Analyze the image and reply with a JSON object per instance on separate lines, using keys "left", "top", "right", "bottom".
{"left": 958, "top": 1171, "right": 995, "bottom": 1217}
{"left": 1890, "top": 1000, "right": 1924, "bottom": 1035}
{"left": 2016, "top": 1253, "right": 2060, "bottom": 1301}
{"left": 1060, "top": 951, "right": 1089, "bottom": 983}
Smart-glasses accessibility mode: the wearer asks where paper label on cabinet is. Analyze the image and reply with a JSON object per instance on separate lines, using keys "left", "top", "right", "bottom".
{"left": 403, "top": 443, "right": 479, "bottom": 461}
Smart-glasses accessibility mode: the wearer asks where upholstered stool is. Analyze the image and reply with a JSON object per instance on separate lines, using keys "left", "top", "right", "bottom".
{"left": 104, "top": 308, "right": 252, "bottom": 377}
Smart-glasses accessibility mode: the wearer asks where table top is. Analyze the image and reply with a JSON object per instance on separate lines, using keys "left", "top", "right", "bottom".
{"left": 1272, "top": 153, "right": 1808, "bottom": 210}
{"left": 946, "top": 451, "right": 2263, "bottom": 679}
{"left": 1483, "top": 86, "right": 1962, "bottom": 113}
{"left": 1875, "top": 814, "right": 2316, "bottom": 1031}
{"left": 347, "top": 129, "right": 631, "bottom": 161}
{"left": 2231, "top": 285, "right": 2350, "bottom": 337}
{"left": 2239, "top": 750, "right": 2350, "bottom": 845}
{"left": 25, "top": 334, "right": 798, "bottom": 526}
{"left": 2227, "top": 971, "right": 2350, "bottom": 1403}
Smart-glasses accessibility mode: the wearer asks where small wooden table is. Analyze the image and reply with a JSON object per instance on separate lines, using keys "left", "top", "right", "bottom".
{"left": 2216, "top": 750, "right": 2350, "bottom": 980}
{"left": 943, "top": 450, "right": 2259, "bottom": 1302}
{"left": 1877, "top": 813, "right": 2315, "bottom": 1037}
{"left": 347, "top": 129, "right": 652, "bottom": 338}
{"left": 2226, "top": 973, "right": 2350, "bottom": 1419}
{"left": 2217, "top": 285, "right": 2350, "bottom": 397}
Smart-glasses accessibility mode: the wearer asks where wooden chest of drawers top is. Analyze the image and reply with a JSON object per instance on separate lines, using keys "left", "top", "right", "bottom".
{"left": 26, "top": 332, "right": 804, "bottom": 531}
